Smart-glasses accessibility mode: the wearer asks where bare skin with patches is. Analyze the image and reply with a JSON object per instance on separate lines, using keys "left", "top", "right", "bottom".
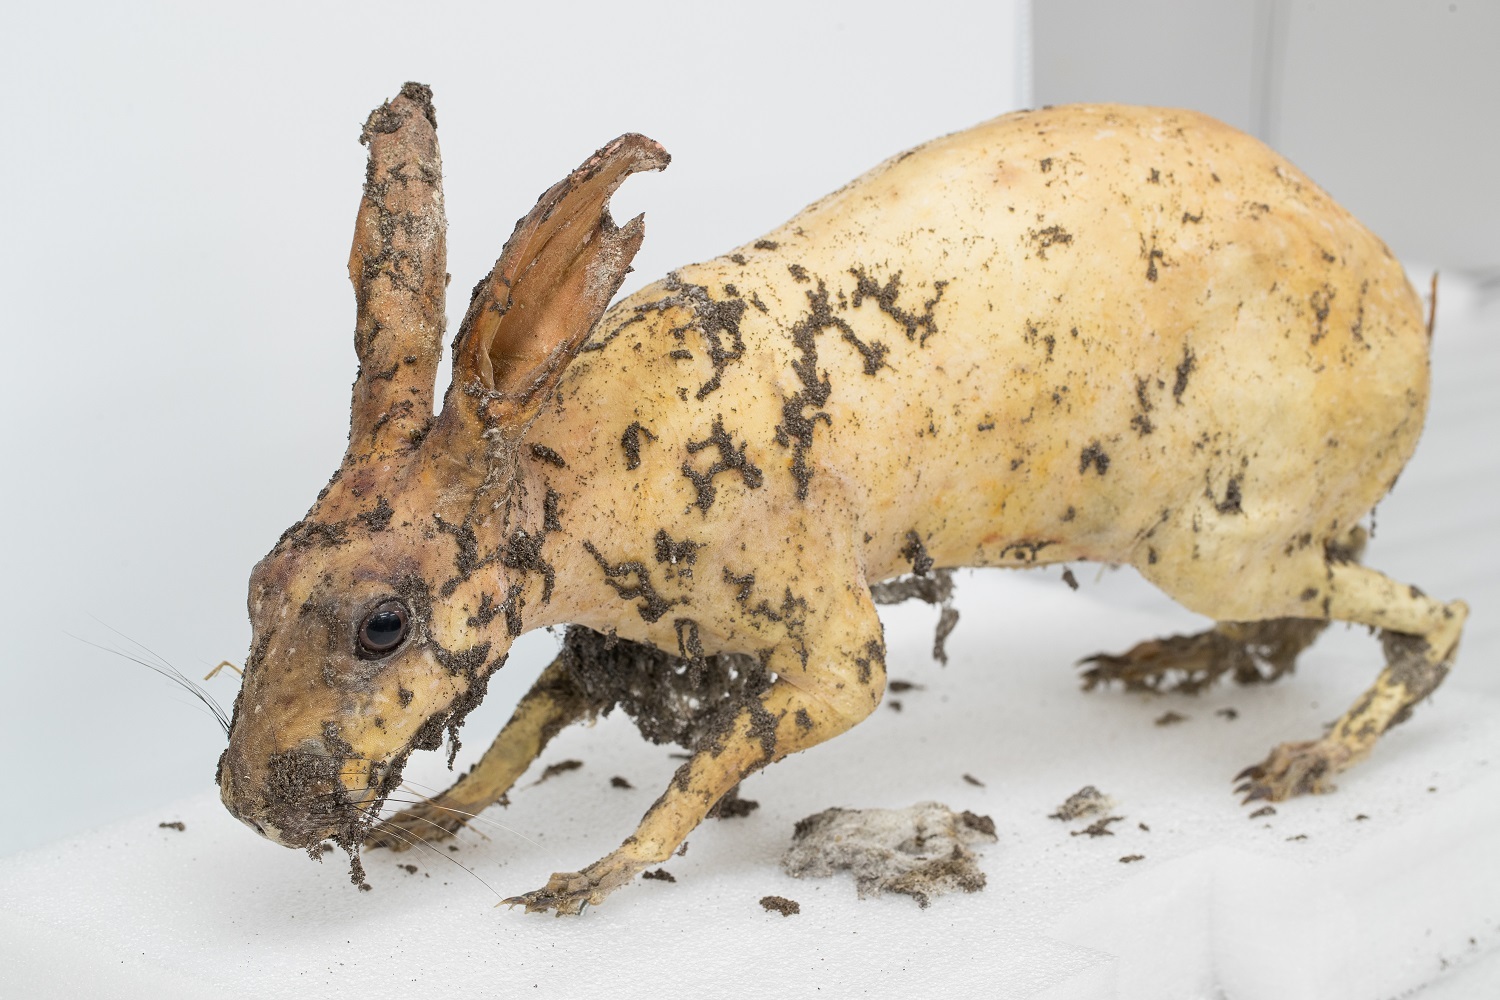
{"left": 218, "top": 84, "right": 1467, "bottom": 915}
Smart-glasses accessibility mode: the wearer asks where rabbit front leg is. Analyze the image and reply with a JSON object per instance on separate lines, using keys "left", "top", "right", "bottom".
{"left": 367, "top": 654, "right": 597, "bottom": 851}
{"left": 503, "top": 588, "right": 887, "bottom": 915}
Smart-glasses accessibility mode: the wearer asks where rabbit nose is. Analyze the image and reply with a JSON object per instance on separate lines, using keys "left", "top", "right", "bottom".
{"left": 219, "top": 737, "right": 344, "bottom": 847}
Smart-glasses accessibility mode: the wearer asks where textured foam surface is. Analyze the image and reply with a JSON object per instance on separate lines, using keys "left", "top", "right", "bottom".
{"left": 3, "top": 277, "right": 1495, "bottom": 999}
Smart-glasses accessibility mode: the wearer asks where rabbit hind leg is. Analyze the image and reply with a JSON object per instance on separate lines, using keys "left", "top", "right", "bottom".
{"left": 1079, "top": 617, "right": 1331, "bottom": 694}
{"left": 1080, "top": 528, "right": 1368, "bottom": 695}
{"left": 1233, "top": 560, "right": 1467, "bottom": 802}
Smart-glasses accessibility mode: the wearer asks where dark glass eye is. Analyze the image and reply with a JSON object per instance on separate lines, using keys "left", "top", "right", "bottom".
{"left": 358, "top": 600, "right": 409, "bottom": 657}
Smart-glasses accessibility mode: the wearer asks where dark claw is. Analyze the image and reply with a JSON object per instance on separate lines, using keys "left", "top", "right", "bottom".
{"left": 1233, "top": 764, "right": 1262, "bottom": 782}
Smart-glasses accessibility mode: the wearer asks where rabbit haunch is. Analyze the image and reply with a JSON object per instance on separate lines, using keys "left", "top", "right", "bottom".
{"left": 219, "top": 84, "right": 1468, "bottom": 916}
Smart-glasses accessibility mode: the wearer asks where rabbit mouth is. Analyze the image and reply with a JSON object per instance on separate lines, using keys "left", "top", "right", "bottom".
{"left": 218, "top": 726, "right": 408, "bottom": 854}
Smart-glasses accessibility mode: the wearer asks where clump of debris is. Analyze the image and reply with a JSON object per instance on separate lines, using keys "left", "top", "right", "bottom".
{"left": 1049, "top": 785, "right": 1115, "bottom": 822}
{"left": 870, "top": 569, "right": 960, "bottom": 664}
{"left": 781, "top": 802, "right": 996, "bottom": 908}
{"left": 559, "top": 565, "right": 960, "bottom": 753}
{"left": 760, "top": 895, "right": 801, "bottom": 916}
{"left": 560, "top": 626, "right": 773, "bottom": 751}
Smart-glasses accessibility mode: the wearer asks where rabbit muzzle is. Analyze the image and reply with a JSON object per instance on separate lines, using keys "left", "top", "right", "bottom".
{"left": 218, "top": 734, "right": 391, "bottom": 850}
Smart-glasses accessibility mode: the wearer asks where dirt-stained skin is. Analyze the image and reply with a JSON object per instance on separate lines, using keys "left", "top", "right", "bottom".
{"left": 218, "top": 83, "right": 1468, "bottom": 914}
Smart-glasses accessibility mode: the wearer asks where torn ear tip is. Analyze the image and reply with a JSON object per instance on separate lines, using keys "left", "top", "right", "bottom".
{"left": 618, "top": 212, "right": 647, "bottom": 239}
{"left": 392, "top": 82, "right": 438, "bottom": 130}
{"left": 609, "top": 132, "right": 671, "bottom": 171}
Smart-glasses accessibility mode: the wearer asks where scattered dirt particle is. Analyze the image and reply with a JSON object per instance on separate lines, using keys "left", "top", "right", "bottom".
{"left": 787, "top": 263, "right": 810, "bottom": 282}
{"left": 1216, "top": 707, "right": 1239, "bottom": 720}
{"left": 682, "top": 414, "right": 764, "bottom": 511}
{"left": 887, "top": 699, "right": 903, "bottom": 712}
{"left": 754, "top": 239, "right": 780, "bottom": 251}
{"left": 1154, "top": 711, "right": 1187, "bottom": 727}
{"left": 849, "top": 266, "right": 947, "bottom": 346}
{"left": 959, "top": 810, "right": 996, "bottom": 837}
{"left": 630, "top": 273, "right": 748, "bottom": 399}
{"left": 610, "top": 775, "right": 634, "bottom": 789}
{"left": 582, "top": 541, "right": 684, "bottom": 623}
{"left": 888, "top": 679, "right": 922, "bottom": 693}
{"left": 708, "top": 784, "right": 761, "bottom": 820}
{"left": 1050, "top": 786, "right": 1114, "bottom": 821}
{"left": 869, "top": 567, "right": 959, "bottom": 663}
{"left": 533, "top": 759, "right": 584, "bottom": 785}
{"left": 448, "top": 845, "right": 459, "bottom": 852}
{"left": 1062, "top": 568, "right": 1079, "bottom": 591}
{"left": 899, "top": 530, "right": 935, "bottom": 575}
{"left": 642, "top": 868, "right": 676, "bottom": 883}
{"left": 1028, "top": 225, "right": 1074, "bottom": 260}
{"left": 760, "top": 895, "right": 801, "bottom": 916}
{"left": 1173, "top": 345, "right": 1196, "bottom": 402}
{"left": 676, "top": 841, "right": 689, "bottom": 857}
{"left": 1355, "top": 814, "right": 1370, "bottom": 822}
{"left": 1071, "top": 816, "right": 1125, "bottom": 838}
{"left": 775, "top": 279, "right": 887, "bottom": 498}
{"left": 1138, "top": 822, "right": 1150, "bottom": 832}
{"left": 1145, "top": 245, "right": 1165, "bottom": 282}
{"left": 528, "top": 443, "right": 567, "bottom": 468}
{"left": 620, "top": 421, "right": 658, "bottom": 471}
{"left": 400, "top": 864, "right": 418, "bottom": 874}
{"left": 1286, "top": 834, "right": 1308, "bottom": 842}
{"left": 783, "top": 802, "right": 995, "bottom": 908}
{"left": 1079, "top": 441, "right": 1110, "bottom": 475}
{"left": 1119, "top": 854, "right": 1145, "bottom": 864}
{"left": 1249, "top": 806, "right": 1276, "bottom": 818}
{"left": 1212, "top": 475, "right": 1244, "bottom": 515}
{"left": 158, "top": 821, "right": 186, "bottom": 832}
{"left": 358, "top": 883, "right": 373, "bottom": 892}
{"left": 355, "top": 496, "right": 394, "bottom": 532}
{"left": 962, "top": 773, "right": 985, "bottom": 787}
{"left": 653, "top": 529, "right": 700, "bottom": 572}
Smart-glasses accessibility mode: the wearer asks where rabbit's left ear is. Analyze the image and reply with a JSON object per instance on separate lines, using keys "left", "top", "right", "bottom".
{"left": 345, "top": 83, "right": 448, "bottom": 463}
{"left": 449, "top": 133, "right": 669, "bottom": 427}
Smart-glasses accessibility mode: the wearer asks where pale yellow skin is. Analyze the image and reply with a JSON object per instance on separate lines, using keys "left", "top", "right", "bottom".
{"left": 220, "top": 99, "right": 1466, "bottom": 915}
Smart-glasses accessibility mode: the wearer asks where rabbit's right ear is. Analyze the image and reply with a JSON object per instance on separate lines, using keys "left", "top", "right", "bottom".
{"left": 446, "top": 133, "right": 669, "bottom": 432}
{"left": 345, "top": 82, "right": 447, "bottom": 464}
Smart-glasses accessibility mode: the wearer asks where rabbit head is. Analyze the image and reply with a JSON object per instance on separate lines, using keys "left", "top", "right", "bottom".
{"left": 216, "top": 83, "right": 667, "bottom": 853}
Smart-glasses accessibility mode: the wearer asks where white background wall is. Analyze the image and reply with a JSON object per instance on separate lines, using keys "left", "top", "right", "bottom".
{"left": 0, "top": 0, "right": 1029, "bottom": 856}
{"left": 1035, "top": 0, "right": 1499, "bottom": 268}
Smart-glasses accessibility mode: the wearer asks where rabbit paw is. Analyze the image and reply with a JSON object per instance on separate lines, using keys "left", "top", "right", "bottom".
{"left": 1235, "top": 738, "right": 1349, "bottom": 802}
{"left": 502, "top": 858, "right": 642, "bottom": 916}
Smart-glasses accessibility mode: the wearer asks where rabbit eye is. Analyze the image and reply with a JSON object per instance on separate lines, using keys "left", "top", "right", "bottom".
{"left": 357, "top": 601, "right": 409, "bottom": 657}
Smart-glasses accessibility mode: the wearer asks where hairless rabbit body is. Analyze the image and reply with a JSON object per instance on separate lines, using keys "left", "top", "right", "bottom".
{"left": 217, "top": 83, "right": 1467, "bottom": 914}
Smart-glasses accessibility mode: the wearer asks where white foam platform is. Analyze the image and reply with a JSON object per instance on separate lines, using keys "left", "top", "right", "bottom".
{"left": 3, "top": 279, "right": 1495, "bottom": 999}
{"left": 5, "top": 560, "right": 1498, "bottom": 1000}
